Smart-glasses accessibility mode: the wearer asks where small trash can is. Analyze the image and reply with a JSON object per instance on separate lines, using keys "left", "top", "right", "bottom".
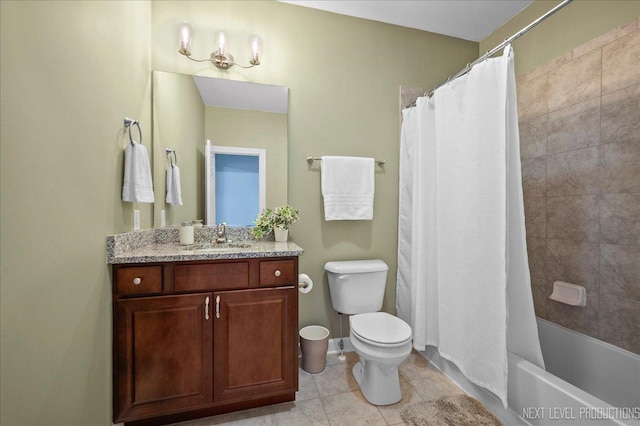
{"left": 299, "top": 325, "right": 330, "bottom": 374}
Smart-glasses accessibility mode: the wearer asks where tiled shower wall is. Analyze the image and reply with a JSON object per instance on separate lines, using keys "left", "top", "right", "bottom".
{"left": 517, "top": 19, "right": 639, "bottom": 355}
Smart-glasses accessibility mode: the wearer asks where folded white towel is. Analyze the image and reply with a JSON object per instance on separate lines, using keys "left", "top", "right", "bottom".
{"left": 122, "top": 142, "right": 154, "bottom": 203}
{"left": 321, "top": 156, "right": 375, "bottom": 220}
{"left": 166, "top": 164, "right": 183, "bottom": 206}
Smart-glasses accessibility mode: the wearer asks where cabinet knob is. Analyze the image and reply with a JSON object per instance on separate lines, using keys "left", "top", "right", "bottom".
{"left": 133, "top": 277, "right": 142, "bottom": 285}
{"left": 274, "top": 269, "right": 281, "bottom": 277}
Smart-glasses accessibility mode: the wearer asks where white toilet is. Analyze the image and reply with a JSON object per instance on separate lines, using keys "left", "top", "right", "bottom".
{"left": 325, "top": 259, "right": 412, "bottom": 405}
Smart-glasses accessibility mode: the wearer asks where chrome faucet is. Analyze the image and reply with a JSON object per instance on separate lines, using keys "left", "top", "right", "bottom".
{"left": 215, "top": 223, "right": 227, "bottom": 243}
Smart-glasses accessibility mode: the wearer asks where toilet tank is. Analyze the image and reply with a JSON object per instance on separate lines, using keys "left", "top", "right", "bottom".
{"left": 324, "top": 259, "right": 388, "bottom": 315}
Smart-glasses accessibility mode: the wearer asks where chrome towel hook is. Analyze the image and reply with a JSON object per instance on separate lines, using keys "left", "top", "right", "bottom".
{"left": 124, "top": 117, "right": 142, "bottom": 145}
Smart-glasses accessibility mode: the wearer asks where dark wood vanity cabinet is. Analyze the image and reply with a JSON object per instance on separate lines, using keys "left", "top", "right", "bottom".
{"left": 213, "top": 286, "right": 297, "bottom": 402}
{"left": 112, "top": 257, "right": 299, "bottom": 425}
{"left": 115, "top": 293, "right": 213, "bottom": 421}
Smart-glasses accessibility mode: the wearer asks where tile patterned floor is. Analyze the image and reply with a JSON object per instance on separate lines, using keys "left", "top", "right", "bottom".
{"left": 171, "top": 350, "right": 466, "bottom": 426}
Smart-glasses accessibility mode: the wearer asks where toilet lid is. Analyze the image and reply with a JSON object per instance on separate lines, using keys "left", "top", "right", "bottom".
{"left": 351, "top": 312, "right": 412, "bottom": 345}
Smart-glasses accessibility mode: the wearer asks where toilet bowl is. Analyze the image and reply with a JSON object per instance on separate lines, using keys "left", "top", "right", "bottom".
{"left": 349, "top": 312, "right": 412, "bottom": 405}
{"left": 325, "top": 259, "right": 413, "bottom": 406}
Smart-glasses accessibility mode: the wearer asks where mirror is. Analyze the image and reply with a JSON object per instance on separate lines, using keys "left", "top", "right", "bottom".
{"left": 152, "top": 71, "right": 288, "bottom": 227}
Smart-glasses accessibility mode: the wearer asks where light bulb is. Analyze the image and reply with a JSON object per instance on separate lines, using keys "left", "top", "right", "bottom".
{"left": 178, "top": 23, "right": 191, "bottom": 56}
{"left": 248, "top": 34, "right": 262, "bottom": 65}
{"left": 216, "top": 31, "right": 229, "bottom": 57}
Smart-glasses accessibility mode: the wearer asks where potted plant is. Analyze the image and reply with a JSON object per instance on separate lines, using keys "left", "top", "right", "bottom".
{"left": 252, "top": 205, "right": 300, "bottom": 242}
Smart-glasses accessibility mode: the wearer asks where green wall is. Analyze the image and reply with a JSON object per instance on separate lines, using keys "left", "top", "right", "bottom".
{"left": 480, "top": 0, "right": 640, "bottom": 75}
{"left": 0, "top": 1, "right": 151, "bottom": 425}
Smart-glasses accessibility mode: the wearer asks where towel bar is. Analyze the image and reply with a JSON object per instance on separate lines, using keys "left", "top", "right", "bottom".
{"left": 306, "top": 157, "right": 385, "bottom": 167}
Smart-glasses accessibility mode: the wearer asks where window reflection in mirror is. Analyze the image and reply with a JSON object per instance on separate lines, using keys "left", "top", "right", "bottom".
{"left": 152, "top": 71, "right": 288, "bottom": 228}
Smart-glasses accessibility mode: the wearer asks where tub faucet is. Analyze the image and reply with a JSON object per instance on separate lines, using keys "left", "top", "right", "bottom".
{"left": 216, "top": 223, "right": 227, "bottom": 243}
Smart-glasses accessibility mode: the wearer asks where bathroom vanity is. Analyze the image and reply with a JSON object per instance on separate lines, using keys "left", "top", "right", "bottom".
{"left": 108, "top": 230, "right": 303, "bottom": 425}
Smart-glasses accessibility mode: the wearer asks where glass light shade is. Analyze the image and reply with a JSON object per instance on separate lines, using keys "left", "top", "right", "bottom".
{"left": 178, "top": 23, "right": 192, "bottom": 55}
{"left": 216, "top": 31, "right": 229, "bottom": 57}
{"left": 248, "top": 34, "right": 262, "bottom": 65}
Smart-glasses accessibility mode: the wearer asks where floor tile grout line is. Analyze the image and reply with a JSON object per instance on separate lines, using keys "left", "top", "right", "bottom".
{"left": 175, "top": 352, "right": 470, "bottom": 425}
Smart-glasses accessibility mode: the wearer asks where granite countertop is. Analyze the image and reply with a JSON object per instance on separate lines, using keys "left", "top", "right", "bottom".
{"left": 110, "top": 241, "right": 304, "bottom": 264}
{"left": 107, "top": 227, "right": 303, "bottom": 264}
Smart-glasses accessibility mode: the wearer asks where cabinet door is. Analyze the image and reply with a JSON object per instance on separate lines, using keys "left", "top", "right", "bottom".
{"left": 213, "top": 286, "right": 298, "bottom": 402}
{"left": 114, "top": 293, "right": 213, "bottom": 423}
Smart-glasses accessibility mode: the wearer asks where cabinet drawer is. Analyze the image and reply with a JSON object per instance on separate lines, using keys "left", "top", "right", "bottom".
{"left": 175, "top": 262, "right": 249, "bottom": 292}
{"left": 117, "top": 266, "right": 163, "bottom": 295}
{"left": 259, "top": 260, "right": 296, "bottom": 286}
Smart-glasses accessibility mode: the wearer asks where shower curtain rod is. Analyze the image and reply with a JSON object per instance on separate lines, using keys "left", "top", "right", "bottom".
{"left": 424, "top": 0, "right": 573, "bottom": 99}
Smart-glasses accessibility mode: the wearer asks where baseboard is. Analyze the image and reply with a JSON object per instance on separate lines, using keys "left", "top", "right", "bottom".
{"left": 297, "top": 336, "right": 354, "bottom": 357}
{"left": 327, "top": 337, "right": 354, "bottom": 354}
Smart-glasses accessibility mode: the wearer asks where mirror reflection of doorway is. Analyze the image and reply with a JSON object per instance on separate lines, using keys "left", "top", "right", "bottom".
{"left": 205, "top": 142, "right": 266, "bottom": 226}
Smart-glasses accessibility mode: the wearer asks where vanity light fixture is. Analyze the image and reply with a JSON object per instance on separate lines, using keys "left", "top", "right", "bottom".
{"left": 178, "top": 23, "right": 262, "bottom": 70}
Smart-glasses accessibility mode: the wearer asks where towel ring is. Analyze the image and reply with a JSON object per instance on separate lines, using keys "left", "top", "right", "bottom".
{"left": 124, "top": 117, "right": 142, "bottom": 145}
{"left": 166, "top": 148, "right": 178, "bottom": 166}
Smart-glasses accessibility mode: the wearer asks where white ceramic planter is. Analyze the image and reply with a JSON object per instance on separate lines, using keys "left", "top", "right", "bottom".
{"left": 274, "top": 227, "right": 288, "bottom": 242}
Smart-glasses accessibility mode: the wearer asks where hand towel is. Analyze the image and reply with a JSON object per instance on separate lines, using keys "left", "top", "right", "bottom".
{"left": 166, "top": 164, "right": 183, "bottom": 206}
{"left": 321, "top": 156, "right": 375, "bottom": 220}
{"left": 122, "top": 142, "right": 155, "bottom": 203}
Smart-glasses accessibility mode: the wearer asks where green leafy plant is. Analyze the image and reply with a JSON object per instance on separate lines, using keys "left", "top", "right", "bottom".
{"left": 251, "top": 205, "right": 300, "bottom": 240}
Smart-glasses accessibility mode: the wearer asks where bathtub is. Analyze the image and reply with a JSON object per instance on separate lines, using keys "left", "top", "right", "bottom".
{"left": 423, "top": 318, "right": 640, "bottom": 426}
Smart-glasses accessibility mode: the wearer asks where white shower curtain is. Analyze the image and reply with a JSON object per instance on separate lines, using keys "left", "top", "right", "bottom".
{"left": 397, "top": 46, "right": 544, "bottom": 408}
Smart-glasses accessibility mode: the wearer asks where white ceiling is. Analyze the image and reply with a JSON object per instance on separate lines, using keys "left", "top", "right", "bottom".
{"left": 193, "top": 76, "right": 289, "bottom": 113}
{"left": 281, "top": 1, "right": 534, "bottom": 42}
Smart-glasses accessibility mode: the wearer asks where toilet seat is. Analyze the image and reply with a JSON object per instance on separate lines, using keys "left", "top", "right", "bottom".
{"left": 350, "top": 312, "right": 412, "bottom": 348}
